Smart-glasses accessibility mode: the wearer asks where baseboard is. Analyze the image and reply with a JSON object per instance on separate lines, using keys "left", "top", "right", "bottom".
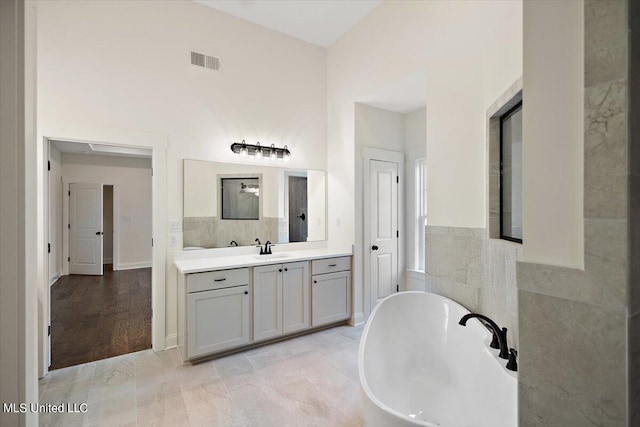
{"left": 116, "top": 261, "right": 152, "bottom": 271}
{"left": 49, "top": 271, "right": 62, "bottom": 286}
{"left": 165, "top": 334, "right": 177, "bottom": 349}
{"left": 103, "top": 257, "right": 113, "bottom": 264}
{"left": 349, "top": 312, "right": 365, "bottom": 326}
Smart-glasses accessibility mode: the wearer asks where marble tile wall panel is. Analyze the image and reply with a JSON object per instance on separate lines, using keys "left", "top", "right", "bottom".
{"left": 519, "top": 290, "right": 626, "bottom": 427}
{"left": 425, "top": 226, "right": 521, "bottom": 349}
{"left": 183, "top": 216, "right": 279, "bottom": 249}
{"left": 585, "top": 0, "right": 627, "bottom": 87}
{"left": 584, "top": 79, "right": 628, "bottom": 219}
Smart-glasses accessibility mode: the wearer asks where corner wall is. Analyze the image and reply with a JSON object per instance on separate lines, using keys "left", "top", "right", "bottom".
{"left": 518, "top": 1, "right": 629, "bottom": 424}
{"left": 328, "top": 0, "right": 522, "bottom": 321}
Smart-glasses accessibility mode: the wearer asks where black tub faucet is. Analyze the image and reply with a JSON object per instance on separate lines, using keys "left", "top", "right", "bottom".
{"left": 229, "top": 240, "right": 238, "bottom": 247}
{"left": 459, "top": 313, "right": 509, "bottom": 360}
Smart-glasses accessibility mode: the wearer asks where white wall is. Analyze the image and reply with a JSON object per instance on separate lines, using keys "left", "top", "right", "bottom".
{"left": 307, "top": 170, "right": 326, "bottom": 242}
{"left": 1, "top": 0, "right": 39, "bottom": 424}
{"left": 60, "top": 153, "right": 152, "bottom": 269}
{"left": 522, "top": 0, "right": 584, "bottom": 268}
{"left": 103, "top": 185, "right": 114, "bottom": 263}
{"left": 404, "top": 108, "right": 427, "bottom": 289}
{"left": 48, "top": 146, "right": 62, "bottom": 282}
{"left": 329, "top": 0, "right": 522, "bottom": 320}
{"left": 36, "top": 0, "right": 327, "bottom": 345}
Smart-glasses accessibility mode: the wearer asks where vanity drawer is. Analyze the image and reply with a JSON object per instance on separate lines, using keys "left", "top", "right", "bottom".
{"left": 187, "top": 268, "right": 249, "bottom": 293}
{"left": 311, "top": 257, "right": 351, "bottom": 275}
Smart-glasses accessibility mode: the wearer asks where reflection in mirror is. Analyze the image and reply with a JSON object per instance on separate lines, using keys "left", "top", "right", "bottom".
{"left": 221, "top": 178, "right": 260, "bottom": 220}
{"left": 183, "top": 160, "right": 326, "bottom": 249}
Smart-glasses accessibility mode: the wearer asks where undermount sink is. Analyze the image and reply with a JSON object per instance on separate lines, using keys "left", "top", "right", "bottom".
{"left": 252, "top": 253, "right": 292, "bottom": 260}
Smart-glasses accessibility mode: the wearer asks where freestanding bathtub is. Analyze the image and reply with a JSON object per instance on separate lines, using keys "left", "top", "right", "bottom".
{"left": 358, "top": 291, "right": 517, "bottom": 427}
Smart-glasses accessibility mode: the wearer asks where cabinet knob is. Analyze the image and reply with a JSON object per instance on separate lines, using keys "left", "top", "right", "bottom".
{"left": 278, "top": 269, "right": 283, "bottom": 272}
{"left": 244, "top": 291, "right": 248, "bottom": 295}
{"left": 313, "top": 280, "right": 317, "bottom": 283}
{"left": 284, "top": 268, "right": 288, "bottom": 272}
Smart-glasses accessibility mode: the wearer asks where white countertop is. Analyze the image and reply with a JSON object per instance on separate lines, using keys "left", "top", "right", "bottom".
{"left": 174, "top": 247, "right": 352, "bottom": 274}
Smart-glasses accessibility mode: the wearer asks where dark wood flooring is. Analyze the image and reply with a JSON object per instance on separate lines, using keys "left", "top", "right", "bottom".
{"left": 50, "top": 265, "right": 151, "bottom": 370}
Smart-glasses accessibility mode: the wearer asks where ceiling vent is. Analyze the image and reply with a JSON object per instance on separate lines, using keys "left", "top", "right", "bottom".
{"left": 191, "top": 51, "right": 221, "bottom": 71}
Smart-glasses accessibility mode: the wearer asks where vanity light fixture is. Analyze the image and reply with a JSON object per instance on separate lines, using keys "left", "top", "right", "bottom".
{"left": 230, "top": 141, "right": 291, "bottom": 161}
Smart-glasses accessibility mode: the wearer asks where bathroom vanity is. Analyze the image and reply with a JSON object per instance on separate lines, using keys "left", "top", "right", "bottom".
{"left": 175, "top": 249, "right": 352, "bottom": 362}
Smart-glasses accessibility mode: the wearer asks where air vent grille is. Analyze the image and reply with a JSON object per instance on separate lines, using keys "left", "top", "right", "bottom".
{"left": 191, "top": 51, "right": 220, "bottom": 71}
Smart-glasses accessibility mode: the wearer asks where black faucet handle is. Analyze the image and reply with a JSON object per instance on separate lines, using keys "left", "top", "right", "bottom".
{"left": 506, "top": 348, "right": 518, "bottom": 372}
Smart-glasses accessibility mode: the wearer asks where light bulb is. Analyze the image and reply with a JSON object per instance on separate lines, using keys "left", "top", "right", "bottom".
{"left": 239, "top": 140, "right": 248, "bottom": 157}
{"left": 283, "top": 145, "right": 290, "bottom": 162}
{"left": 270, "top": 144, "right": 277, "bottom": 160}
{"left": 255, "top": 142, "right": 263, "bottom": 159}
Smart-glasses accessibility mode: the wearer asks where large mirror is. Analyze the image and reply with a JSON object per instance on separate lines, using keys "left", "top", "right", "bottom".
{"left": 183, "top": 160, "right": 327, "bottom": 249}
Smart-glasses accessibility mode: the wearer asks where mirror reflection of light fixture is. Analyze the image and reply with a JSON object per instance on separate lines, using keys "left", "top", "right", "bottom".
{"left": 231, "top": 141, "right": 291, "bottom": 161}
{"left": 240, "top": 182, "right": 260, "bottom": 197}
{"left": 239, "top": 140, "right": 248, "bottom": 157}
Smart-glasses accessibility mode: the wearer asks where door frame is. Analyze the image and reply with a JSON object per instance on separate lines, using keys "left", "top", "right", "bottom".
{"left": 41, "top": 134, "right": 167, "bottom": 378}
{"left": 62, "top": 179, "right": 120, "bottom": 274}
{"left": 363, "top": 147, "right": 404, "bottom": 319}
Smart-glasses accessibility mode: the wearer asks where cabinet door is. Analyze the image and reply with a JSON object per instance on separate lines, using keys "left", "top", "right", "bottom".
{"left": 253, "top": 264, "right": 283, "bottom": 341}
{"left": 312, "top": 271, "right": 352, "bottom": 327}
{"left": 187, "top": 285, "right": 250, "bottom": 358}
{"left": 282, "top": 261, "right": 310, "bottom": 334}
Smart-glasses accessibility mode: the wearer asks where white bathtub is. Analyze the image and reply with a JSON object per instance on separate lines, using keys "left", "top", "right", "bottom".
{"left": 358, "top": 292, "right": 517, "bottom": 427}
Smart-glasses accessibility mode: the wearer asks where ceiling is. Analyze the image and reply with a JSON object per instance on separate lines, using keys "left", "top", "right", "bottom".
{"left": 50, "top": 140, "right": 152, "bottom": 159}
{"left": 194, "top": 0, "right": 381, "bottom": 47}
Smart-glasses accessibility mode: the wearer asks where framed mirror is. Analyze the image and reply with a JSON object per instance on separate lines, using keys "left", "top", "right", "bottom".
{"left": 183, "top": 160, "right": 326, "bottom": 249}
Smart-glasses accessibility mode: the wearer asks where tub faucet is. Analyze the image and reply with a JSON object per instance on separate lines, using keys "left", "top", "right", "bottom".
{"left": 229, "top": 240, "right": 238, "bottom": 247}
{"left": 458, "top": 313, "right": 509, "bottom": 359}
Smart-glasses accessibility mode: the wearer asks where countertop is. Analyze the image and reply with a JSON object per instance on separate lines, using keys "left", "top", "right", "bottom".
{"left": 174, "top": 247, "right": 352, "bottom": 274}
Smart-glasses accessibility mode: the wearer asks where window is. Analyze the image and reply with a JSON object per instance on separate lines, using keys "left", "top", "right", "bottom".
{"left": 415, "top": 158, "right": 427, "bottom": 270}
{"left": 500, "top": 101, "right": 523, "bottom": 243}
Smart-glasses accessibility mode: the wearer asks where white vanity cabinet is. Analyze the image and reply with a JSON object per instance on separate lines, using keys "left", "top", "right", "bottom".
{"left": 176, "top": 251, "right": 352, "bottom": 362}
{"left": 178, "top": 268, "right": 251, "bottom": 360}
{"left": 253, "top": 261, "right": 310, "bottom": 342}
{"left": 311, "top": 257, "right": 352, "bottom": 327}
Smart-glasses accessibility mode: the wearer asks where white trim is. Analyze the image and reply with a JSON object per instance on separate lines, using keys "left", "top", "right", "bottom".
{"left": 49, "top": 271, "right": 62, "bottom": 287}
{"left": 117, "top": 261, "right": 152, "bottom": 270}
{"left": 165, "top": 333, "right": 177, "bottom": 349}
{"left": 103, "top": 258, "right": 113, "bottom": 264}
{"left": 40, "top": 132, "right": 168, "bottom": 380}
{"left": 362, "top": 147, "right": 404, "bottom": 320}
{"left": 349, "top": 312, "right": 365, "bottom": 326}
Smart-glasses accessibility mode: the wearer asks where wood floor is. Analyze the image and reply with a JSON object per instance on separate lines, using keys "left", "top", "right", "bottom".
{"left": 50, "top": 265, "right": 151, "bottom": 370}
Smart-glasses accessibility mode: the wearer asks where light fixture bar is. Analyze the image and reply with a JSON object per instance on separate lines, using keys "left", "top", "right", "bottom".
{"left": 230, "top": 140, "right": 291, "bottom": 161}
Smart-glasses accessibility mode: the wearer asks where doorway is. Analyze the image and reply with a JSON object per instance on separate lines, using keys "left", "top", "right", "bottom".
{"left": 47, "top": 140, "right": 153, "bottom": 369}
{"left": 362, "top": 147, "right": 404, "bottom": 317}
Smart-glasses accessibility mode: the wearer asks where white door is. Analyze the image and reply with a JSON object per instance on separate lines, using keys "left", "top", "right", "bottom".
{"left": 69, "top": 183, "right": 103, "bottom": 275}
{"left": 370, "top": 160, "right": 399, "bottom": 308}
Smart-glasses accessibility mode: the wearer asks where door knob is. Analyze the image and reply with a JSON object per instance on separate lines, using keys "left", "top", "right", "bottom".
{"left": 371, "top": 245, "right": 379, "bottom": 251}
{"left": 95, "top": 231, "right": 103, "bottom": 235}
{"left": 298, "top": 213, "right": 306, "bottom": 221}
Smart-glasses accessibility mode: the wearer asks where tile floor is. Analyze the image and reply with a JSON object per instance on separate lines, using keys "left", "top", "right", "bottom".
{"left": 38, "top": 324, "right": 364, "bottom": 427}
